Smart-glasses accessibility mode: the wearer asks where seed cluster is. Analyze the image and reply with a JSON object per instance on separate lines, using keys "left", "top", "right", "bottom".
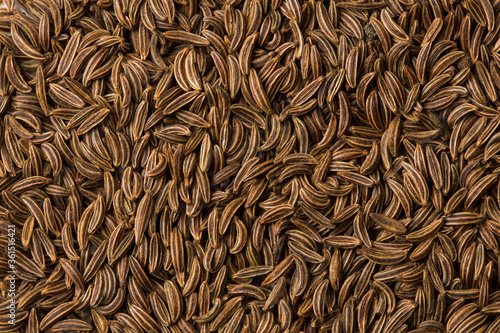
{"left": 1, "top": 0, "right": 500, "bottom": 332}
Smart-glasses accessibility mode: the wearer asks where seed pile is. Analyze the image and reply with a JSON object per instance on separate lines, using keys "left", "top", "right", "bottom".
{"left": 2, "top": 0, "right": 500, "bottom": 331}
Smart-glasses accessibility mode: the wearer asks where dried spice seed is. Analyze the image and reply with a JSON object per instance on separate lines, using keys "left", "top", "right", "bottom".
{"left": 2, "top": 0, "right": 500, "bottom": 332}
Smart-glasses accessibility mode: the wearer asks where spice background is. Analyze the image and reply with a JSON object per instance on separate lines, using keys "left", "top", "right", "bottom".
{"left": 1, "top": 0, "right": 500, "bottom": 332}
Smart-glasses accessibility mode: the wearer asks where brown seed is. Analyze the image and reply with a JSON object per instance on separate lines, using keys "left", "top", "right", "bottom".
{"left": 370, "top": 213, "right": 407, "bottom": 234}
{"left": 363, "top": 247, "right": 408, "bottom": 265}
